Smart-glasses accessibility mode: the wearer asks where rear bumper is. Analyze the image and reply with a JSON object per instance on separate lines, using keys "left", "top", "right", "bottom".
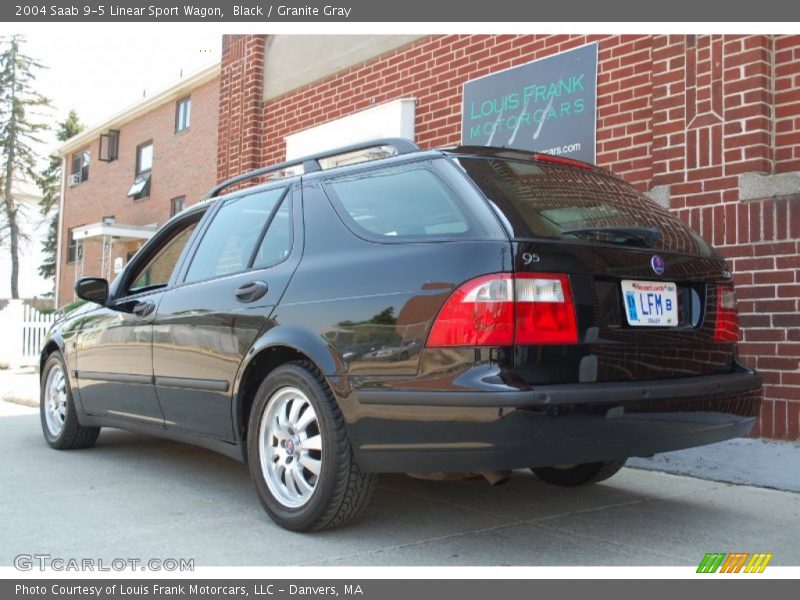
{"left": 350, "top": 365, "right": 763, "bottom": 473}
{"left": 357, "top": 369, "right": 761, "bottom": 407}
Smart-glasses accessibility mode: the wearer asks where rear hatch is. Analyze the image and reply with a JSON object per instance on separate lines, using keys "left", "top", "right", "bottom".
{"left": 452, "top": 151, "right": 737, "bottom": 385}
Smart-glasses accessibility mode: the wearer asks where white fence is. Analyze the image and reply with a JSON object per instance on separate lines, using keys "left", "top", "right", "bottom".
{"left": 0, "top": 299, "right": 56, "bottom": 369}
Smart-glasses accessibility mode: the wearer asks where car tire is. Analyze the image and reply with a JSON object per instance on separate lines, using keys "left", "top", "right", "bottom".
{"left": 40, "top": 352, "right": 100, "bottom": 450}
{"left": 247, "top": 360, "right": 377, "bottom": 531}
{"left": 531, "top": 459, "right": 626, "bottom": 487}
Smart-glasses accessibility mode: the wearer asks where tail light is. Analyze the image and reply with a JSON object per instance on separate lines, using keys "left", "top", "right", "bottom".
{"left": 713, "top": 284, "right": 739, "bottom": 342}
{"left": 426, "top": 273, "right": 578, "bottom": 347}
{"left": 515, "top": 274, "right": 578, "bottom": 344}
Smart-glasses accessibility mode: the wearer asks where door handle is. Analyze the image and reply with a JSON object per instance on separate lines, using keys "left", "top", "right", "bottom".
{"left": 234, "top": 280, "right": 268, "bottom": 303}
{"left": 132, "top": 300, "right": 155, "bottom": 317}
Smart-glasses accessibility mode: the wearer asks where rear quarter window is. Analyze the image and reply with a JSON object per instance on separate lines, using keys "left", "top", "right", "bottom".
{"left": 324, "top": 165, "right": 480, "bottom": 241}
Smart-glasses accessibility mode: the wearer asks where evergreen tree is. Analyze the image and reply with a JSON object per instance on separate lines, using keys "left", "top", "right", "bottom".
{"left": 0, "top": 35, "right": 51, "bottom": 298}
{"left": 38, "top": 110, "right": 83, "bottom": 283}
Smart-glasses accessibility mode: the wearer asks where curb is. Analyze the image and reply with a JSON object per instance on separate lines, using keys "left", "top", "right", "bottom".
{"left": 3, "top": 396, "right": 38, "bottom": 408}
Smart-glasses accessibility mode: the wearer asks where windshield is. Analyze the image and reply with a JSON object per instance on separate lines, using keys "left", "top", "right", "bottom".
{"left": 455, "top": 156, "right": 714, "bottom": 257}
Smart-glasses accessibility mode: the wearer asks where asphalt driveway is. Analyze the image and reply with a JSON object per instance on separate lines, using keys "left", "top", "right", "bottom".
{"left": 2, "top": 401, "right": 798, "bottom": 567}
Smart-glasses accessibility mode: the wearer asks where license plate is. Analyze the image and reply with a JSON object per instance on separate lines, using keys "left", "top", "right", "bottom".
{"left": 621, "top": 280, "right": 678, "bottom": 327}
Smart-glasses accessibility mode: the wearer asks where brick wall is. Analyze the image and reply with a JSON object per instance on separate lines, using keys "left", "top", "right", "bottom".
{"left": 58, "top": 76, "right": 219, "bottom": 304}
{"left": 775, "top": 36, "right": 800, "bottom": 173}
{"left": 217, "top": 35, "right": 265, "bottom": 184}
{"left": 648, "top": 35, "right": 800, "bottom": 439}
{"left": 216, "top": 34, "right": 800, "bottom": 440}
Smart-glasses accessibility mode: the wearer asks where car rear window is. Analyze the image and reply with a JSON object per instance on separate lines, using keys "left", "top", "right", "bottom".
{"left": 325, "top": 166, "right": 476, "bottom": 240}
{"left": 455, "top": 156, "right": 714, "bottom": 256}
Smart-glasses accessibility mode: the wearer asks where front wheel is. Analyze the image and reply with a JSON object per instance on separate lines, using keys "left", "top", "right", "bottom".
{"left": 40, "top": 352, "right": 100, "bottom": 450}
{"left": 247, "top": 361, "right": 376, "bottom": 531}
{"left": 531, "top": 459, "right": 627, "bottom": 487}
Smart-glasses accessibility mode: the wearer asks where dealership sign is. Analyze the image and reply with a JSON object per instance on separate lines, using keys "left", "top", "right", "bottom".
{"left": 461, "top": 43, "right": 598, "bottom": 163}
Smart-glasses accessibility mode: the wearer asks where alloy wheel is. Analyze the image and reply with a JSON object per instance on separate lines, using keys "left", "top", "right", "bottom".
{"left": 44, "top": 364, "right": 67, "bottom": 437}
{"left": 258, "top": 386, "right": 323, "bottom": 508}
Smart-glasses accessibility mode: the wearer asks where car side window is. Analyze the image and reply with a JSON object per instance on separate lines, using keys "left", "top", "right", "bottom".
{"left": 325, "top": 165, "right": 473, "bottom": 239}
{"left": 184, "top": 187, "right": 287, "bottom": 284}
{"left": 128, "top": 222, "right": 198, "bottom": 296}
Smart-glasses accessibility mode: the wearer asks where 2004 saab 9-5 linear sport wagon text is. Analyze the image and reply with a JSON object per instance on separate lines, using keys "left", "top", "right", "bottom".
{"left": 40, "top": 139, "right": 762, "bottom": 531}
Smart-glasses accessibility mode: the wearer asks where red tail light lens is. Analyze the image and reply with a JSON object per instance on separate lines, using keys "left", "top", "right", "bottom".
{"left": 515, "top": 274, "right": 579, "bottom": 344}
{"left": 713, "top": 284, "right": 739, "bottom": 342}
{"left": 426, "top": 273, "right": 578, "bottom": 347}
{"left": 426, "top": 274, "right": 514, "bottom": 347}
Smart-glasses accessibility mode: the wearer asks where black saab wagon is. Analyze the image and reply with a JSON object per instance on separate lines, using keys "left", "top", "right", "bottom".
{"left": 40, "top": 139, "right": 762, "bottom": 531}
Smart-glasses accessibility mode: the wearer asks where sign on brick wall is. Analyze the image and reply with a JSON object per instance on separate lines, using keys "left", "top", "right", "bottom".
{"left": 461, "top": 43, "right": 597, "bottom": 163}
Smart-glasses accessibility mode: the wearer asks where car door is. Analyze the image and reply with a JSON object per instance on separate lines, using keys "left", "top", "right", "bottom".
{"left": 152, "top": 183, "right": 302, "bottom": 440}
{"left": 76, "top": 211, "right": 205, "bottom": 424}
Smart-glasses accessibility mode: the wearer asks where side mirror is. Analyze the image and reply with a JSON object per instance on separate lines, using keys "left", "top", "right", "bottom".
{"left": 74, "top": 277, "right": 109, "bottom": 305}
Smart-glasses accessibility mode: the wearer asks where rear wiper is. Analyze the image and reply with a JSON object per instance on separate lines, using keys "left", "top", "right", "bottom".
{"left": 561, "top": 226, "right": 662, "bottom": 248}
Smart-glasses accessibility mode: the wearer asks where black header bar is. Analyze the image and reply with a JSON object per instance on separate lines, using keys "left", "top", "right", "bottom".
{"left": 4, "top": 0, "right": 800, "bottom": 22}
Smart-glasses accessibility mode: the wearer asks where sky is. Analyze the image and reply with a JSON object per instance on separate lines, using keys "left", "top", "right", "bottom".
{"left": 0, "top": 29, "right": 222, "bottom": 299}
{"left": 26, "top": 30, "right": 222, "bottom": 153}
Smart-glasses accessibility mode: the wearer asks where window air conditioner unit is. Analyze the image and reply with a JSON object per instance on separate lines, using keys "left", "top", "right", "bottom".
{"left": 69, "top": 173, "right": 82, "bottom": 186}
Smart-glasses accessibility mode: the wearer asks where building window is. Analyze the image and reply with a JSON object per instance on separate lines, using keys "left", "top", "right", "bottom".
{"left": 99, "top": 130, "right": 120, "bottom": 162}
{"left": 136, "top": 141, "right": 153, "bottom": 175}
{"left": 170, "top": 196, "right": 185, "bottom": 216}
{"left": 66, "top": 228, "right": 81, "bottom": 263}
{"left": 175, "top": 96, "right": 191, "bottom": 132}
{"left": 69, "top": 148, "right": 90, "bottom": 185}
{"left": 128, "top": 141, "right": 153, "bottom": 200}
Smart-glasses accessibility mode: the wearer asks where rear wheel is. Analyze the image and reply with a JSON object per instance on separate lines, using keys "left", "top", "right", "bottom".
{"left": 247, "top": 361, "right": 376, "bottom": 531}
{"left": 531, "top": 459, "right": 626, "bottom": 487}
{"left": 40, "top": 352, "right": 100, "bottom": 450}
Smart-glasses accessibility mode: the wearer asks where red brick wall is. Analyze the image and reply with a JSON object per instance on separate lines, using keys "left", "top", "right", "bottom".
{"left": 217, "top": 35, "right": 265, "bottom": 184}
{"left": 58, "top": 76, "right": 219, "bottom": 304}
{"left": 776, "top": 36, "right": 800, "bottom": 173}
{"left": 217, "top": 34, "right": 800, "bottom": 440}
{"left": 648, "top": 35, "right": 800, "bottom": 439}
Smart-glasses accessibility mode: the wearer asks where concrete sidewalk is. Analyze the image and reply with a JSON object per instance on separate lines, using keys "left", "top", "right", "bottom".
{"left": 630, "top": 437, "right": 800, "bottom": 493}
{"left": 0, "top": 366, "right": 38, "bottom": 408}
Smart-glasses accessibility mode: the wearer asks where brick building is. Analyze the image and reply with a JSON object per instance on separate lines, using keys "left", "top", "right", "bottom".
{"left": 55, "top": 64, "right": 220, "bottom": 304}
{"left": 215, "top": 34, "right": 800, "bottom": 440}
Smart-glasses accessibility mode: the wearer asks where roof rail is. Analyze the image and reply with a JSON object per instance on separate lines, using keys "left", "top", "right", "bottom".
{"left": 204, "top": 137, "right": 420, "bottom": 199}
